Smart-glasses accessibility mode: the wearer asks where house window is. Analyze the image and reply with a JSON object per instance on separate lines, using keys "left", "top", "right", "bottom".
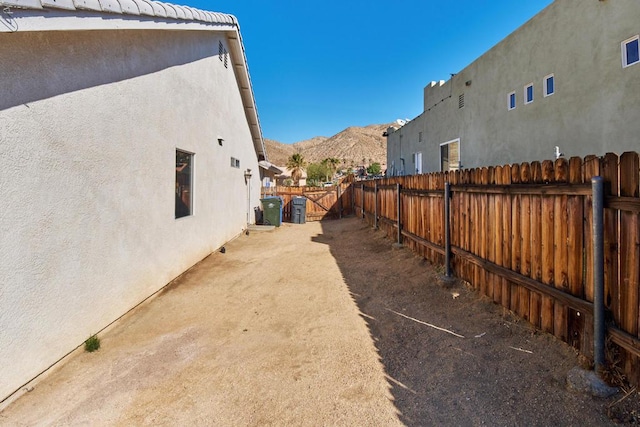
{"left": 176, "top": 150, "right": 193, "bottom": 219}
{"left": 544, "top": 74, "right": 555, "bottom": 97}
{"left": 622, "top": 36, "right": 640, "bottom": 68}
{"left": 230, "top": 157, "right": 240, "bottom": 168}
{"left": 508, "top": 91, "right": 516, "bottom": 110}
{"left": 524, "top": 83, "right": 534, "bottom": 104}
{"left": 440, "top": 139, "right": 460, "bottom": 172}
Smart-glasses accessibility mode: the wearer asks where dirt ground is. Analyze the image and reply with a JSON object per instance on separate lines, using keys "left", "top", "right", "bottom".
{"left": 1, "top": 217, "right": 638, "bottom": 426}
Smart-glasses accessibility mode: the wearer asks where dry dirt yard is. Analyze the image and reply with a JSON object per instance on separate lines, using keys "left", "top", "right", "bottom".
{"left": 1, "top": 217, "right": 638, "bottom": 426}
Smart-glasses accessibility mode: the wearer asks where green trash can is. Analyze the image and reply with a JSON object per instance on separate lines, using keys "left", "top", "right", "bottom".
{"left": 261, "top": 197, "right": 282, "bottom": 227}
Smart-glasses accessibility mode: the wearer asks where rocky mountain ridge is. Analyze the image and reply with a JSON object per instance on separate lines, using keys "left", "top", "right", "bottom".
{"left": 264, "top": 123, "right": 390, "bottom": 169}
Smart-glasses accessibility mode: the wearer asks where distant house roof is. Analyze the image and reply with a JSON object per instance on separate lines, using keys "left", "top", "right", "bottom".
{"left": 0, "top": 0, "right": 267, "bottom": 161}
{"left": 258, "top": 161, "right": 283, "bottom": 175}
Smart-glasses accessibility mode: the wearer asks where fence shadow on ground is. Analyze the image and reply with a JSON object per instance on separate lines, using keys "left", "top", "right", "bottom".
{"left": 312, "top": 217, "right": 620, "bottom": 426}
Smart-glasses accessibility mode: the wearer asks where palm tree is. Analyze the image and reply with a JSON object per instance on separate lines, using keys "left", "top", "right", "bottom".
{"left": 321, "top": 157, "right": 341, "bottom": 182}
{"left": 286, "top": 153, "right": 307, "bottom": 186}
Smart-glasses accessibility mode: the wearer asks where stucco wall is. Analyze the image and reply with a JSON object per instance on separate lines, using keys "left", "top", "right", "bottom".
{"left": 388, "top": 0, "right": 640, "bottom": 174}
{"left": 386, "top": 117, "right": 424, "bottom": 176}
{"left": 0, "top": 29, "right": 261, "bottom": 401}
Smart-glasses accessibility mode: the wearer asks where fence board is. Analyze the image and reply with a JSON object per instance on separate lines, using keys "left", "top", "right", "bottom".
{"left": 602, "top": 153, "right": 620, "bottom": 326}
{"left": 619, "top": 152, "right": 640, "bottom": 383}
{"left": 530, "top": 161, "right": 543, "bottom": 329}
{"left": 553, "top": 158, "right": 569, "bottom": 342}
{"left": 511, "top": 164, "right": 522, "bottom": 314}
{"left": 353, "top": 151, "right": 640, "bottom": 386}
{"left": 520, "top": 163, "right": 532, "bottom": 321}
{"left": 568, "top": 157, "right": 585, "bottom": 351}
{"left": 494, "top": 166, "right": 504, "bottom": 304}
{"left": 481, "top": 168, "right": 490, "bottom": 298}
{"left": 502, "top": 165, "right": 513, "bottom": 309}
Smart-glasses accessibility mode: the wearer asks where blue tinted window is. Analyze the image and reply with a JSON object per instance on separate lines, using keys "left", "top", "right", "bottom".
{"left": 509, "top": 93, "right": 516, "bottom": 109}
{"left": 526, "top": 85, "right": 534, "bottom": 103}
{"left": 545, "top": 76, "right": 554, "bottom": 96}
{"left": 626, "top": 39, "right": 639, "bottom": 66}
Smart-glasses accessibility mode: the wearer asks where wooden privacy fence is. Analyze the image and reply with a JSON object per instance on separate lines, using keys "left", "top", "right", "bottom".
{"left": 275, "top": 184, "right": 354, "bottom": 222}
{"left": 354, "top": 152, "right": 640, "bottom": 387}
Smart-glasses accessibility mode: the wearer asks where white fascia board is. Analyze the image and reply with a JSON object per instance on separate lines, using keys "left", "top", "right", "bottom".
{"left": 225, "top": 28, "right": 265, "bottom": 160}
{"left": 0, "top": 9, "right": 236, "bottom": 31}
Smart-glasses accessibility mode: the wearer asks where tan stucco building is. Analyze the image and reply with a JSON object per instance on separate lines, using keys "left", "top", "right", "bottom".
{"left": 387, "top": 0, "right": 640, "bottom": 175}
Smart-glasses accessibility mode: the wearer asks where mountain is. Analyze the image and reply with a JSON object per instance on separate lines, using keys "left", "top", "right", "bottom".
{"left": 265, "top": 123, "right": 390, "bottom": 169}
{"left": 264, "top": 138, "right": 297, "bottom": 166}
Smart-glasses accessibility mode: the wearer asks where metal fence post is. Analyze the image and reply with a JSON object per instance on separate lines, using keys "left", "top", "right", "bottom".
{"left": 361, "top": 183, "right": 365, "bottom": 219}
{"left": 592, "top": 176, "right": 605, "bottom": 374}
{"left": 374, "top": 181, "right": 378, "bottom": 229}
{"left": 396, "top": 183, "right": 402, "bottom": 245}
{"left": 444, "top": 182, "right": 452, "bottom": 277}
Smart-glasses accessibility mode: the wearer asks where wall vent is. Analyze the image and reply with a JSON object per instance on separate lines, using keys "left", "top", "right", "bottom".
{"left": 458, "top": 93, "right": 465, "bottom": 109}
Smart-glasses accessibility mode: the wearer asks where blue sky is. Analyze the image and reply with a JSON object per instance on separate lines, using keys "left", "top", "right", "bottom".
{"left": 182, "top": 1, "right": 553, "bottom": 143}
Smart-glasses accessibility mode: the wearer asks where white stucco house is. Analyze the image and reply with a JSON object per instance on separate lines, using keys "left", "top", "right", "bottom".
{"left": 0, "top": 0, "right": 267, "bottom": 406}
{"left": 387, "top": 0, "right": 640, "bottom": 175}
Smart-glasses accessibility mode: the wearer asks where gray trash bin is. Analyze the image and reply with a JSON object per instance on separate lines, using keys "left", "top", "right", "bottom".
{"left": 292, "top": 196, "right": 307, "bottom": 224}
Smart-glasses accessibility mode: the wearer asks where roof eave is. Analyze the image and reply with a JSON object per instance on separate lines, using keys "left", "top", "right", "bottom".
{"left": 0, "top": 2, "right": 266, "bottom": 162}
{"left": 226, "top": 27, "right": 266, "bottom": 162}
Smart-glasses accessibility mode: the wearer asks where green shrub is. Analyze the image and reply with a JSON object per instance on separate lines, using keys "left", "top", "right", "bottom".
{"left": 84, "top": 334, "right": 100, "bottom": 352}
